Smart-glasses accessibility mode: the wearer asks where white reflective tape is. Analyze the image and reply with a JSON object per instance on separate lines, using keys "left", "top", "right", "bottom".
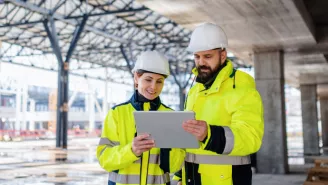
{"left": 108, "top": 171, "right": 170, "bottom": 184}
{"left": 185, "top": 152, "right": 250, "bottom": 165}
{"left": 98, "top": 138, "right": 120, "bottom": 146}
{"left": 99, "top": 146, "right": 107, "bottom": 157}
{"left": 171, "top": 180, "right": 181, "bottom": 185}
{"left": 222, "top": 126, "right": 234, "bottom": 154}
{"left": 134, "top": 154, "right": 160, "bottom": 164}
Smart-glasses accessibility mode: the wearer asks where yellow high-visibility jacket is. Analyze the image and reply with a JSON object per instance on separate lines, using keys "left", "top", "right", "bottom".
{"left": 173, "top": 60, "right": 264, "bottom": 185}
{"left": 97, "top": 91, "right": 185, "bottom": 185}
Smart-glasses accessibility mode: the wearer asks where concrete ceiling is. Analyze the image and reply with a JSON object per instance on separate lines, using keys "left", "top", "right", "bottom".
{"left": 318, "top": 84, "right": 328, "bottom": 99}
{"left": 137, "top": 0, "right": 328, "bottom": 87}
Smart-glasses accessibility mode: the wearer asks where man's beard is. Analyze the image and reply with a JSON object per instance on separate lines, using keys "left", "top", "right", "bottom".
{"left": 196, "top": 65, "right": 219, "bottom": 84}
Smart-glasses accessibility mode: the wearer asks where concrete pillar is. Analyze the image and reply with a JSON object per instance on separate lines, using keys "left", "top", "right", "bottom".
{"left": 319, "top": 96, "right": 328, "bottom": 155}
{"left": 21, "top": 83, "right": 28, "bottom": 131}
{"left": 29, "top": 99, "right": 35, "bottom": 131}
{"left": 300, "top": 84, "right": 320, "bottom": 159}
{"left": 0, "top": 40, "right": 2, "bottom": 72}
{"left": 15, "top": 87, "right": 21, "bottom": 131}
{"left": 94, "top": 93, "right": 102, "bottom": 113}
{"left": 38, "top": 122, "right": 43, "bottom": 130}
{"left": 89, "top": 92, "right": 95, "bottom": 132}
{"left": 85, "top": 94, "right": 89, "bottom": 112}
{"left": 68, "top": 91, "right": 77, "bottom": 108}
{"left": 103, "top": 87, "right": 108, "bottom": 117}
{"left": 254, "top": 51, "right": 288, "bottom": 174}
{"left": 103, "top": 68, "right": 109, "bottom": 118}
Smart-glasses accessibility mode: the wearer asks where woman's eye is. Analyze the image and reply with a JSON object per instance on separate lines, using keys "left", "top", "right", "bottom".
{"left": 145, "top": 79, "right": 151, "bottom": 82}
{"left": 157, "top": 81, "right": 163, "bottom": 84}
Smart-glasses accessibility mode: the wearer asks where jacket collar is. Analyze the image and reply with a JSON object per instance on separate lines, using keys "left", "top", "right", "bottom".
{"left": 192, "top": 59, "right": 234, "bottom": 94}
{"left": 130, "top": 90, "right": 162, "bottom": 111}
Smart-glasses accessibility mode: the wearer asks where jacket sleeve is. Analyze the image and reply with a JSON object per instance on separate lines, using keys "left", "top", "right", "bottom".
{"left": 172, "top": 169, "right": 183, "bottom": 184}
{"left": 96, "top": 109, "right": 139, "bottom": 172}
{"left": 202, "top": 88, "right": 264, "bottom": 156}
{"left": 169, "top": 148, "right": 185, "bottom": 173}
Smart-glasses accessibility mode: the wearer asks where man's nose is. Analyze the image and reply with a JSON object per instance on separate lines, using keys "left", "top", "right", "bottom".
{"left": 198, "top": 57, "right": 206, "bottom": 66}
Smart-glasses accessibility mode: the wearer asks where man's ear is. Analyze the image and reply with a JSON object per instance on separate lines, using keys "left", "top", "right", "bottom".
{"left": 221, "top": 50, "right": 227, "bottom": 62}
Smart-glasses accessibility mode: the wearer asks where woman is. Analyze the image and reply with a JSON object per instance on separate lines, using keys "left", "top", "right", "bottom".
{"left": 97, "top": 50, "right": 184, "bottom": 185}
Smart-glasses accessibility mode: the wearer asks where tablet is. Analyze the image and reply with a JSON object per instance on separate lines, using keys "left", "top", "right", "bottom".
{"left": 133, "top": 111, "right": 200, "bottom": 149}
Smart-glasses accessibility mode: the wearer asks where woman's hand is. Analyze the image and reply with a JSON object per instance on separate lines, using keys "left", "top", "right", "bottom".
{"left": 132, "top": 134, "right": 155, "bottom": 157}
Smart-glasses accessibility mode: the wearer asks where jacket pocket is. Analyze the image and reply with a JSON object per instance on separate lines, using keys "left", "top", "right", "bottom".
{"left": 198, "top": 164, "right": 232, "bottom": 184}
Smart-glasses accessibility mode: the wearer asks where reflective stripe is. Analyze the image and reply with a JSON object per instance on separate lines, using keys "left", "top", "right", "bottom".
{"left": 108, "top": 171, "right": 170, "bottom": 184}
{"left": 99, "top": 146, "right": 107, "bottom": 157}
{"left": 134, "top": 154, "right": 159, "bottom": 164}
{"left": 98, "top": 138, "right": 120, "bottom": 147}
{"left": 171, "top": 180, "right": 180, "bottom": 185}
{"left": 185, "top": 152, "right": 250, "bottom": 165}
{"left": 222, "top": 126, "right": 234, "bottom": 154}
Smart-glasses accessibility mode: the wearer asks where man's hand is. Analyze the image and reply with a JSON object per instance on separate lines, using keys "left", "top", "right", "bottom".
{"left": 132, "top": 134, "right": 155, "bottom": 157}
{"left": 182, "top": 120, "right": 208, "bottom": 142}
{"left": 177, "top": 181, "right": 182, "bottom": 185}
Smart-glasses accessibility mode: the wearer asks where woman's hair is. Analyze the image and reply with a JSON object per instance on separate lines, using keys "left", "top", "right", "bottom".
{"left": 134, "top": 69, "right": 167, "bottom": 88}
{"left": 134, "top": 70, "right": 144, "bottom": 88}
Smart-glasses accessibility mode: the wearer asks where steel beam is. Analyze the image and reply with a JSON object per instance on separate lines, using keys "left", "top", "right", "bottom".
{"left": 48, "top": 16, "right": 66, "bottom": 148}
{"left": 169, "top": 60, "right": 194, "bottom": 110}
{"left": 43, "top": 18, "right": 63, "bottom": 148}
{"left": 0, "top": 7, "right": 146, "bottom": 28}
{"left": 61, "top": 14, "right": 88, "bottom": 148}
{"left": 0, "top": 59, "right": 126, "bottom": 84}
{"left": 43, "top": 19, "right": 63, "bottom": 63}
{"left": 8, "top": 0, "right": 129, "bottom": 43}
{"left": 50, "top": 0, "right": 66, "bottom": 15}
{"left": 65, "top": 14, "right": 88, "bottom": 63}
{"left": 43, "top": 14, "right": 87, "bottom": 148}
{"left": 66, "top": 7, "right": 147, "bottom": 20}
{"left": 119, "top": 45, "right": 133, "bottom": 77}
{"left": 0, "top": 20, "right": 43, "bottom": 28}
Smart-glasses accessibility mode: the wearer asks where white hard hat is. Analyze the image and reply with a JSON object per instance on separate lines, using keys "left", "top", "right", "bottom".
{"left": 132, "top": 50, "right": 170, "bottom": 76}
{"left": 187, "top": 22, "right": 228, "bottom": 53}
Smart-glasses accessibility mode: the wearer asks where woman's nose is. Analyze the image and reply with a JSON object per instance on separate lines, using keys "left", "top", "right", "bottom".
{"left": 150, "top": 82, "right": 156, "bottom": 89}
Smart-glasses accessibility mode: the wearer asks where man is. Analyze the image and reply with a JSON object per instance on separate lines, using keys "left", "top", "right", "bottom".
{"left": 173, "top": 22, "right": 264, "bottom": 185}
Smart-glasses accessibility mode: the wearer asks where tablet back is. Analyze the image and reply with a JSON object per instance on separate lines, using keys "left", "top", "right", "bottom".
{"left": 133, "top": 111, "right": 200, "bottom": 149}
